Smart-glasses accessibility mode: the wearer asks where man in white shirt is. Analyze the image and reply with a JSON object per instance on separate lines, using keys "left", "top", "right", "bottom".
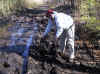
{"left": 42, "top": 9, "right": 75, "bottom": 61}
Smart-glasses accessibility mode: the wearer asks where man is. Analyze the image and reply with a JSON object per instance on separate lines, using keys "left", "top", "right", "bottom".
{"left": 42, "top": 9, "right": 75, "bottom": 61}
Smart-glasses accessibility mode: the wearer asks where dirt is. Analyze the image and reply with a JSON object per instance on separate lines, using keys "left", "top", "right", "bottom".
{"left": 0, "top": 11, "right": 100, "bottom": 74}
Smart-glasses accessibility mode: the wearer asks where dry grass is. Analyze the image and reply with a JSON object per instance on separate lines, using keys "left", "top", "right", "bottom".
{"left": 23, "top": 0, "right": 45, "bottom": 9}
{"left": 0, "top": 0, "right": 50, "bottom": 16}
{"left": 0, "top": 0, "right": 21, "bottom": 16}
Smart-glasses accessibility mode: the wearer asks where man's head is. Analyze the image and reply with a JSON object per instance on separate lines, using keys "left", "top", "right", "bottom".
{"left": 46, "top": 9, "right": 54, "bottom": 18}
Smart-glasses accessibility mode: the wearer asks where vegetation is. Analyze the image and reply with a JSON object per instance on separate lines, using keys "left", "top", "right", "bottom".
{"left": 80, "top": 0, "right": 100, "bottom": 32}
{"left": 0, "top": 1, "right": 100, "bottom": 74}
{"left": 0, "top": 0, "right": 47, "bottom": 16}
{"left": 0, "top": 0, "right": 100, "bottom": 36}
{"left": 0, "top": 0, "right": 24, "bottom": 16}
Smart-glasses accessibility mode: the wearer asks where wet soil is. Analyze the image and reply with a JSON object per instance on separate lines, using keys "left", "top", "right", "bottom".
{"left": 0, "top": 11, "right": 100, "bottom": 74}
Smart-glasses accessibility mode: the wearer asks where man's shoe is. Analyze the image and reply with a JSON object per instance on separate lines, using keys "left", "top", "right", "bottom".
{"left": 69, "top": 58, "right": 74, "bottom": 63}
{"left": 70, "top": 55, "right": 75, "bottom": 59}
{"left": 69, "top": 54, "right": 75, "bottom": 63}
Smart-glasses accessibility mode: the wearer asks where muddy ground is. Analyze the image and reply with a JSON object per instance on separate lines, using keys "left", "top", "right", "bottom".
{"left": 0, "top": 10, "right": 100, "bottom": 74}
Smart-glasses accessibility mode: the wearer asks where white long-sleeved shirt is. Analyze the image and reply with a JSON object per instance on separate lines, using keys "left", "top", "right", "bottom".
{"left": 43, "top": 11, "right": 74, "bottom": 38}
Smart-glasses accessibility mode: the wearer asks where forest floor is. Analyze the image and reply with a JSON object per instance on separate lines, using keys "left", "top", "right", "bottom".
{"left": 0, "top": 9, "right": 100, "bottom": 74}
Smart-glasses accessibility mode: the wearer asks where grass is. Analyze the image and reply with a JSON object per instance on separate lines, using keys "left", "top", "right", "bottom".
{"left": 0, "top": 0, "right": 23, "bottom": 16}
{"left": 0, "top": 0, "right": 48, "bottom": 16}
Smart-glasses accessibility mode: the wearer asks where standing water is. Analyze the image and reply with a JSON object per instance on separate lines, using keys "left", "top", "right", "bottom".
{"left": 9, "top": 20, "right": 38, "bottom": 74}
{"left": 22, "top": 34, "right": 33, "bottom": 74}
{"left": 9, "top": 28, "right": 24, "bottom": 46}
{"left": 22, "top": 22, "right": 38, "bottom": 74}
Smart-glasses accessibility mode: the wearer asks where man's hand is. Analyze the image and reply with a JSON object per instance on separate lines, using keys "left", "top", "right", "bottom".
{"left": 42, "top": 34, "right": 48, "bottom": 39}
{"left": 40, "top": 35, "right": 48, "bottom": 43}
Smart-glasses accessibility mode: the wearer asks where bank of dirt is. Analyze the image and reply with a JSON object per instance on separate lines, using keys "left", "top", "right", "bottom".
{"left": 0, "top": 11, "right": 100, "bottom": 74}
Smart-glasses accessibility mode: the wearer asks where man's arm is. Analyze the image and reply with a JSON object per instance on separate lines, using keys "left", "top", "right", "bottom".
{"left": 56, "top": 26, "right": 63, "bottom": 39}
